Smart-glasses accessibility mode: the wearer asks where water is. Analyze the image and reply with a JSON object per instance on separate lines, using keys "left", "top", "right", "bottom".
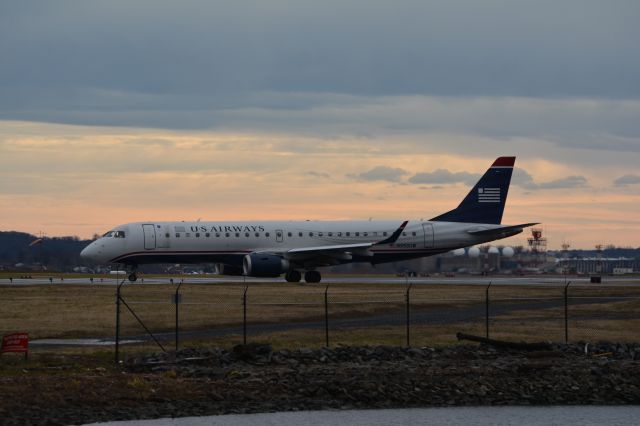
{"left": 87, "top": 406, "right": 640, "bottom": 426}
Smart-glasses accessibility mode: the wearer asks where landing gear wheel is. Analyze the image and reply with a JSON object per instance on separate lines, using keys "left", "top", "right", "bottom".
{"left": 304, "top": 270, "right": 321, "bottom": 283}
{"left": 285, "top": 270, "right": 302, "bottom": 283}
{"left": 128, "top": 273, "right": 138, "bottom": 282}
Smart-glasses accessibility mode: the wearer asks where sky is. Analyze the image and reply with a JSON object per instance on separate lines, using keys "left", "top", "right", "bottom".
{"left": 1, "top": 0, "right": 639, "bottom": 249}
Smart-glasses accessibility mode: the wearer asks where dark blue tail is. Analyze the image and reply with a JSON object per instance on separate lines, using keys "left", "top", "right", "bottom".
{"left": 430, "top": 157, "right": 515, "bottom": 224}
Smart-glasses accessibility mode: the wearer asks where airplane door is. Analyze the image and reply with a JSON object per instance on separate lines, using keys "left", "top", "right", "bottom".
{"left": 422, "top": 223, "right": 434, "bottom": 249}
{"left": 142, "top": 224, "right": 156, "bottom": 250}
{"left": 156, "top": 224, "right": 170, "bottom": 248}
{"left": 275, "top": 229, "right": 284, "bottom": 243}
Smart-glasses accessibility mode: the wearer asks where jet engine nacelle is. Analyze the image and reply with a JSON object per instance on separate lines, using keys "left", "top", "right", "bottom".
{"left": 216, "top": 263, "right": 244, "bottom": 276}
{"left": 243, "top": 253, "right": 290, "bottom": 278}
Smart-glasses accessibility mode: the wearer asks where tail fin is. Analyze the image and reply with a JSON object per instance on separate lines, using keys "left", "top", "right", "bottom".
{"left": 430, "top": 156, "right": 515, "bottom": 224}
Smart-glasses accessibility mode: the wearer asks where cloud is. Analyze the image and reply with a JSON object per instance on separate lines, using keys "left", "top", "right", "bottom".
{"left": 512, "top": 168, "right": 537, "bottom": 188}
{"left": 536, "top": 176, "right": 589, "bottom": 189}
{"left": 306, "top": 171, "right": 331, "bottom": 179}
{"left": 512, "top": 167, "right": 588, "bottom": 190}
{"left": 1, "top": 1, "right": 640, "bottom": 132}
{"left": 408, "top": 169, "right": 480, "bottom": 185}
{"left": 353, "top": 166, "right": 409, "bottom": 182}
{"left": 1, "top": 121, "right": 639, "bottom": 250}
{"left": 614, "top": 175, "right": 640, "bottom": 186}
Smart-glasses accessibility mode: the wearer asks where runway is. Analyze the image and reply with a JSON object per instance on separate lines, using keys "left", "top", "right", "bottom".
{"left": 1, "top": 275, "right": 639, "bottom": 287}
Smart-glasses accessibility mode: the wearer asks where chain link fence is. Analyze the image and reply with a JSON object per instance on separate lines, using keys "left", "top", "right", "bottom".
{"left": 1, "top": 278, "right": 639, "bottom": 361}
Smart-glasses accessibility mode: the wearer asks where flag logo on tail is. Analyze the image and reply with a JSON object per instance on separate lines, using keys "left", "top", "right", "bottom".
{"left": 478, "top": 188, "right": 501, "bottom": 203}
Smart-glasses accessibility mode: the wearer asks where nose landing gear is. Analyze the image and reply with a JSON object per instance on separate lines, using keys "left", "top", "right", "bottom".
{"left": 126, "top": 265, "right": 138, "bottom": 282}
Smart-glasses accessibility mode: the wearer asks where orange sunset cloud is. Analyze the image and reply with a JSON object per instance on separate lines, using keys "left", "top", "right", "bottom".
{"left": 1, "top": 120, "right": 638, "bottom": 249}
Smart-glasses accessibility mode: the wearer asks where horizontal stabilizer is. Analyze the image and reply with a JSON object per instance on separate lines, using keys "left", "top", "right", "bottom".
{"left": 467, "top": 223, "right": 539, "bottom": 236}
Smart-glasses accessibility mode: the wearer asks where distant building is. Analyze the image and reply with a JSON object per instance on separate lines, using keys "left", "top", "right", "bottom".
{"left": 556, "top": 257, "right": 638, "bottom": 274}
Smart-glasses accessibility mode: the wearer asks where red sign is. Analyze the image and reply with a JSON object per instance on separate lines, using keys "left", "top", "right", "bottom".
{"left": 2, "top": 333, "right": 29, "bottom": 354}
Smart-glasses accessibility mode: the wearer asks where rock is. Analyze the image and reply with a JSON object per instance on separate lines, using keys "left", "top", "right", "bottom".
{"left": 232, "top": 343, "right": 273, "bottom": 361}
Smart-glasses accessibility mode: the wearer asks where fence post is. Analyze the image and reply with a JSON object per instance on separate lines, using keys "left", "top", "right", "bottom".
{"left": 405, "top": 283, "right": 412, "bottom": 347}
{"left": 485, "top": 281, "right": 492, "bottom": 339}
{"left": 243, "top": 286, "right": 248, "bottom": 345}
{"left": 115, "top": 278, "right": 125, "bottom": 364}
{"left": 175, "top": 280, "right": 183, "bottom": 352}
{"left": 324, "top": 285, "right": 329, "bottom": 347}
{"left": 564, "top": 281, "right": 572, "bottom": 344}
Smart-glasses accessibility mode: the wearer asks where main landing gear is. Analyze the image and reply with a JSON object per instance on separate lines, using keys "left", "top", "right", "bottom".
{"left": 304, "top": 270, "right": 321, "bottom": 283}
{"left": 285, "top": 270, "right": 302, "bottom": 283}
{"left": 284, "top": 270, "right": 322, "bottom": 283}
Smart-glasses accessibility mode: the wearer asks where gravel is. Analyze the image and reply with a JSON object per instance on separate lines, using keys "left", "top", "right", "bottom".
{"left": 1, "top": 342, "right": 639, "bottom": 425}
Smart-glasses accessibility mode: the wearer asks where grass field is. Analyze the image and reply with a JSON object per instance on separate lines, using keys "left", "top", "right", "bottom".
{"left": 1, "top": 281, "right": 639, "bottom": 358}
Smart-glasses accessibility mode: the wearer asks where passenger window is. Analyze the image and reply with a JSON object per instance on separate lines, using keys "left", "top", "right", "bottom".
{"left": 319, "top": 232, "right": 323, "bottom": 237}
{"left": 309, "top": 232, "right": 314, "bottom": 237}
{"left": 373, "top": 232, "right": 378, "bottom": 237}
{"left": 355, "top": 232, "right": 360, "bottom": 237}
{"left": 245, "top": 232, "right": 250, "bottom": 237}
{"left": 195, "top": 233, "right": 200, "bottom": 238}
{"left": 265, "top": 232, "right": 270, "bottom": 237}
{"left": 346, "top": 232, "right": 350, "bottom": 236}
{"left": 216, "top": 233, "right": 220, "bottom": 237}
{"left": 205, "top": 233, "right": 210, "bottom": 237}
{"left": 165, "top": 233, "right": 170, "bottom": 238}
{"left": 383, "top": 232, "right": 388, "bottom": 236}
{"left": 363, "top": 232, "right": 368, "bottom": 237}
{"left": 255, "top": 232, "right": 260, "bottom": 237}
{"left": 186, "top": 233, "right": 191, "bottom": 237}
{"left": 175, "top": 233, "right": 180, "bottom": 238}
{"left": 299, "top": 232, "right": 303, "bottom": 237}
{"left": 328, "top": 232, "right": 333, "bottom": 237}
{"left": 337, "top": 232, "right": 342, "bottom": 237}
{"left": 288, "top": 232, "right": 292, "bottom": 237}
{"left": 225, "top": 233, "right": 230, "bottom": 237}
{"left": 235, "top": 233, "right": 240, "bottom": 237}
{"left": 412, "top": 232, "right": 417, "bottom": 236}
{"left": 402, "top": 232, "right": 407, "bottom": 236}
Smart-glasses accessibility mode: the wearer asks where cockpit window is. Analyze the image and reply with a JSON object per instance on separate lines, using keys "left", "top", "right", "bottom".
{"left": 102, "top": 230, "right": 125, "bottom": 238}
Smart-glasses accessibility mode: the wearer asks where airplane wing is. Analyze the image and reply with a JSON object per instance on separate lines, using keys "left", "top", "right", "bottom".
{"left": 286, "top": 221, "right": 409, "bottom": 255}
{"left": 287, "top": 242, "right": 377, "bottom": 254}
{"left": 254, "top": 221, "right": 409, "bottom": 264}
{"left": 467, "top": 223, "right": 539, "bottom": 236}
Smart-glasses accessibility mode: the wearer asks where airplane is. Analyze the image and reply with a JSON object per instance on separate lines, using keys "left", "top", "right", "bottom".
{"left": 80, "top": 156, "right": 537, "bottom": 283}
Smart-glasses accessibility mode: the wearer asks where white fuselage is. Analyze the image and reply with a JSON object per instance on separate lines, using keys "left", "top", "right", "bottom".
{"left": 79, "top": 156, "right": 531, "bottom": 282}
{"left": 80, "top": 219, "right": 512, "bottom": 269}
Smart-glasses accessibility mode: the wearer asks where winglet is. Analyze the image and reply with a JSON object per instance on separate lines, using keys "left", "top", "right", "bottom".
{"left": 376, "top": 221, "right": 408, "bottom": 245}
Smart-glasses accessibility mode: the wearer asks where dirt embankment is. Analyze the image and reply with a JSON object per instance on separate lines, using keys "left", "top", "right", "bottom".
{"left": 1, "top": 343, "right": 640, "bottom": 425}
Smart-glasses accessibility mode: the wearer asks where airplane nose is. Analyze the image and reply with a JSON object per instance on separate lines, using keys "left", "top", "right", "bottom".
{"left": 80, "top": 243, "right": 96, "bottom": 260}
